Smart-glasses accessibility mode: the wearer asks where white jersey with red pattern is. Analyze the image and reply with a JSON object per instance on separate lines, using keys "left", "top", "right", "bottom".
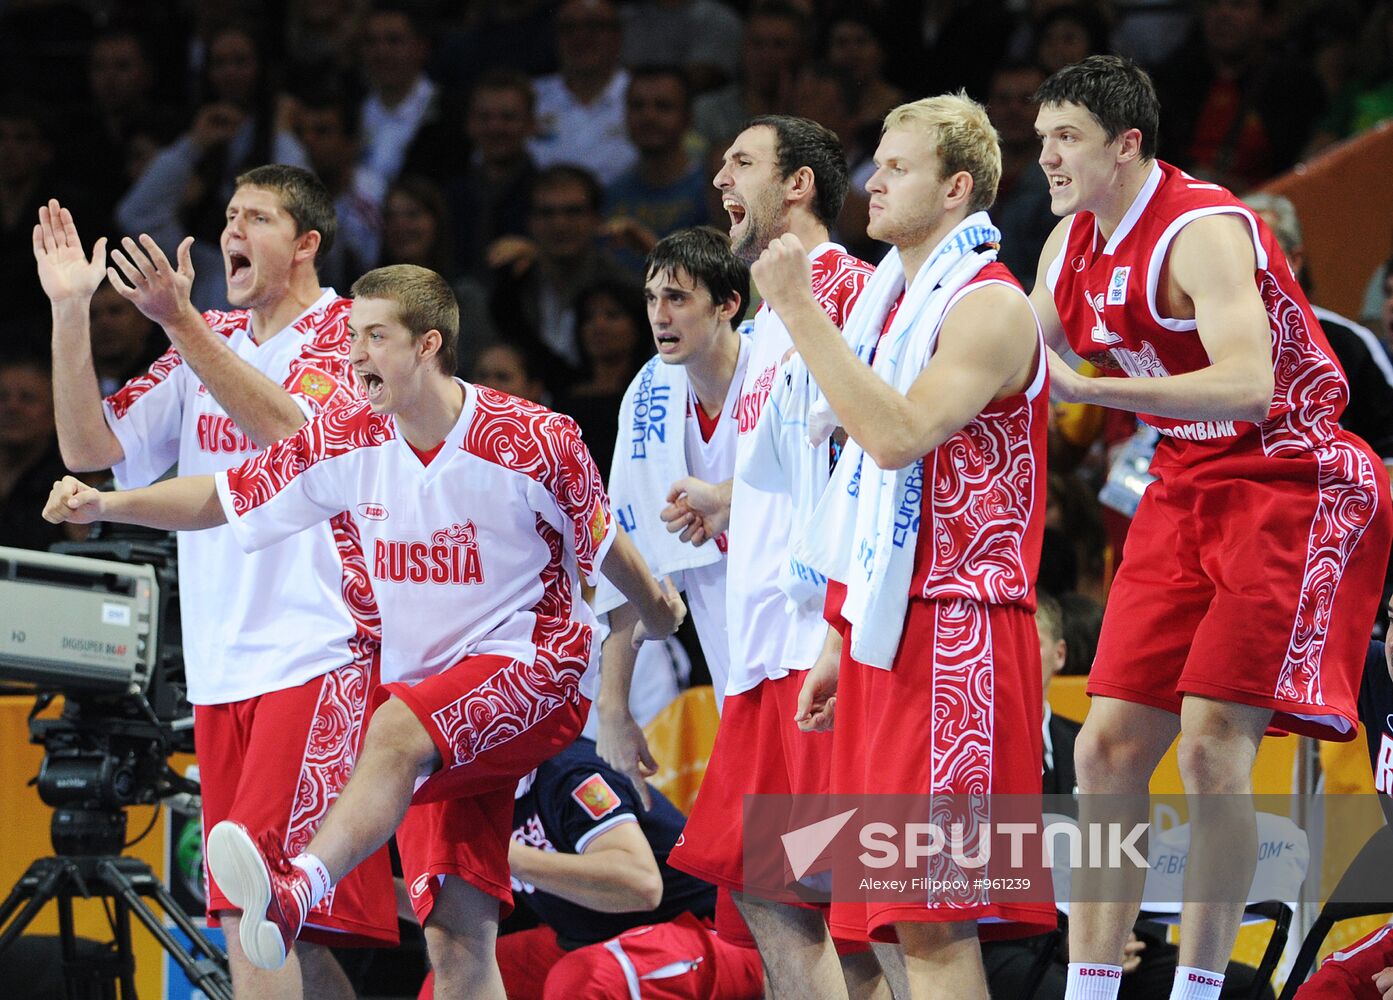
{"left": 725, "top": 243, "right": 874, "bottom": 696}
{"left": 103, "top": 289, "right": 363, "bottom": 704}
{"left": 1048, "top": 160, "right": 1348, "bottom": 455}
{"left": 909, "top": 264, "right": 1048, "bottom": 608}
{"left": 216, "top": 382, "right": 617, "bottom": 697}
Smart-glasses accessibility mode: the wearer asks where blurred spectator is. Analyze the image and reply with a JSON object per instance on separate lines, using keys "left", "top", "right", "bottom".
{"left": 1153, "top": 0, "right": 1325, "bottom": 190}
{"left": 1380, "top": 257, "right": 1393, "bottom": 350}
{"left": 443, "top": 72, "right": 537, "bottom": 279}
{"left": 1307, "top": 0, "right": 1393, "bottom": 154}
{"left": 0, "top": 101, "right": 64, "bottom": 343}
{"left": 693, "top": 3, "right": 811, "bottom": 149}
{"left": 1243, "top": 192, "right": 1393, "bottom": 463}
{"left": 822, "top": 11, "right": 905, "bottom": 138}
{"left": 357, "top": 4, "right": 445, "bottom": 186}
{"left": 529, "top": 0, "right": 638, "bottom": 186}
{"left": 88, "top": 284, "right": 162, "bottom": 397}
{"left": 1058, "top": 591, "right": 1105, "bottom": 677}
{"left": 555, "top": 279, "right": 654, "bottom": 475}
{"left": 605, "top": 67, "right": 714, "bottom": 272}
{"left": 431, "top": 0, "right": 557, "bottom": 94}
{"left": 489, "top": 165, "right": 634, "bottom": 393}
{"left": 289, "top": 88, "right": 386, "bottom": 292}
{"left": 1046, "top": 470, "right": 1109, "bottom": 603}
{"left": 378, "top": 176, "right": 496, "bottom": 351}
{"left": 0, "top": 358, "right": 73, "bottom": 552}
{"left": 1033, "top": 4, "right": 1112, "bottom": 75}
{"left": 986, "top": 60, "right": 1055, "bottom": 282}
{"left": 285, "top": 0, "right": 365, "bottom": 79}
{"left": 115, "top": 23, "right": 310, "bottom": 312}
{"left": 61, "top": 27, "right": 180, "bottom": 220}
{"left": 918, "top": 0, "right": 1016, "bottom": 102}
{"left": 788, "top": 62, "right": 877, "bottom": 261}
{"left": 1111, "top": 0, "right": 1194, "bottom": 68}
{"left": 620, "top": 0, "right": 744, "bottom": 93}
{"left": 470, "top": 341, "right": 547, "bottom": 403}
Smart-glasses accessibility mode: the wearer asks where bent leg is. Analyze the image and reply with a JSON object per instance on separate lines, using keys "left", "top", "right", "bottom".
{"left": 307, "top": 698, "right": 440, "bottom": 882}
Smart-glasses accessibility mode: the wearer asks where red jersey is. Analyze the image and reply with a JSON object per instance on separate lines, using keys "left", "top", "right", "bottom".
{"left": 1049, "top": 160, "right": 1347, "bottom": 457}
{"left": 909, "top": 264, "right": 1049, "bottom": 609}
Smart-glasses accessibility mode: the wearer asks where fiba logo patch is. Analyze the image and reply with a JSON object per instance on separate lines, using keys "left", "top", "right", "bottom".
{"left": 1107, "top": 266, "right": 1130, "bottom": 305}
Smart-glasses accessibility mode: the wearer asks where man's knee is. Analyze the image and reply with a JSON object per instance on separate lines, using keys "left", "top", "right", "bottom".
{"left": 895, "top": 919, "right": 978, "bottom": 959}
{"left": 363, "top": 698, "right": 437, "bottom": 770}
{"left": 1175, "top": 729, "right": 1255, "bottom": 793}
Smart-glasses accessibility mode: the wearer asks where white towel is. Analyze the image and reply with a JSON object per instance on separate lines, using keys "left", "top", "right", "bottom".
{"left": 594, "top": 355, "right": 722, "bottom": 616}
{"left": 736, "top": 354, "right": 835, "bottom": 610}
{"left": 794, "top": 213, "right": 1002, "bottom": 669}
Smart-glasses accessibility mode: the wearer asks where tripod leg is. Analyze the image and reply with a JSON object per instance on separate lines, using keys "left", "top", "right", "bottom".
{"left": 0, "top": 859, "right": 71, "bottom": 959}
{"left": 111, "top": 899, "right": 137, "bottom": 1000}
{"left": 95, "top": 861, "right": 233, "bottom": 1000}
{"left": 137, "top": 874, "right": 228, "bottom": 967}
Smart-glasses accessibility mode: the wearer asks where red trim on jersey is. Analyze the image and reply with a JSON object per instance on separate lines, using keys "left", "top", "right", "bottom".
{"left": 407, "top": 440, "right": 446, "bottom": 467}
{"left": 224, "top": 400, "right": 396, "bottom": 518}
{"left": 462, "top": 387, "right": 613, "bottom": 581}
{"left": 693, "top": 395, "right": 721, "bottom": 443}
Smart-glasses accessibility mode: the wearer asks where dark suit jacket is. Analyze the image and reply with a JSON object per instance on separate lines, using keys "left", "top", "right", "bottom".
{"left": 1042, "top": 710, "right": 1082, "bottom": 814}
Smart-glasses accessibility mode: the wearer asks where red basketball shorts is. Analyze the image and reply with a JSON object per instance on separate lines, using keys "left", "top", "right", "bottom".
{"left": 387, "top": 651, "right": 589, "bottom": 924}
{"left": 1091, "top": 432, "right": 1393, "bottom": 740}
{"left": 194, "top": 660, "right": 397, "bottom": 948}
{"left": 824, "top": 586, "right": 1058, "bottom": 943}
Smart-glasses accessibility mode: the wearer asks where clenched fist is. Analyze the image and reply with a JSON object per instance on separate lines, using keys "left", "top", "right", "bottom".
{"left": 43, "top": 476, "right": 105, "bottom": 525}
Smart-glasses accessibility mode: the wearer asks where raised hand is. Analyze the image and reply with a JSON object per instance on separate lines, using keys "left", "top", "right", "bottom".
{"left": 33, "top": 199, "right": 108, "bottom": 304}
{"left": 749, "top": 232, "right": 812, "bottom": 316}
{"left": 42, "top": 476, "right": 106, "bottom": 525}
{"left": 107, "top": 234, "right": 198, "bottom": 328}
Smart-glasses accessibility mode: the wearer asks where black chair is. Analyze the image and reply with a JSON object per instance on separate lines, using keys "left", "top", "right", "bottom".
{"left": 1276, "top": 824, "right": 1393, "bottom": 1000}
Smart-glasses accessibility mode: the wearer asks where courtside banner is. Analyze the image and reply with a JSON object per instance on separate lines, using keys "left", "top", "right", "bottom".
{"left": 741, "top": 794, "right": 1389, "bottom": 907}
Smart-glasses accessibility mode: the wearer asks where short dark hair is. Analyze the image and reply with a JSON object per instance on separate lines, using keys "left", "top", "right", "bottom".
{"left": 351, "top": 264, "right": 460, "bottom": 374}
{"left": 645, "top": 227, "right": 750, "bottom": 317}
{"left": 234, "top": 164, "right": 338, "bottom": 263}
{"left": 1034, "top": 54, "right": 1159, "bottom": 160}
{"left": 627, "top": 65, "right": 693, "bottom": 110}
{"left": 296, "top": 84, "right": 360, "bottom": 139}
{"left": 744, "top": 114, "right": 850, "bottom": 226}
{"left": 530, "top": 164, "right": 604, "bottom": 213}
{"left": 470, "top": 69, "right": 535, "bottom": 116}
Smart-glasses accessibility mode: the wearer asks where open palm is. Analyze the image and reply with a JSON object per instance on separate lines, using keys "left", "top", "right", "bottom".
{"left": 33, "top": 199, "right": 107, "bottom": 303}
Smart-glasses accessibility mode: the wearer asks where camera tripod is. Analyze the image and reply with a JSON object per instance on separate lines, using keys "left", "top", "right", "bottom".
{"left": 0, "top": 844, "right": 232, "bottom": 1000}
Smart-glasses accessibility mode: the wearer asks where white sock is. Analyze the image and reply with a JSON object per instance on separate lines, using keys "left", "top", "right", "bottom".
{"left": 290, "top": 853, "right": 332, "bottom": 910}
{"left": 1065, "top": 963, "right": 1123, "bottom": 1000}
{"left": 1169, "top": 966, "right": 1225, "bottom": 1000}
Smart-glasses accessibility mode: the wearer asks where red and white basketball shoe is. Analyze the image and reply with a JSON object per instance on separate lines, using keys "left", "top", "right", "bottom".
{"left": 206, "top": 821, "right": 312, "bottom": 970}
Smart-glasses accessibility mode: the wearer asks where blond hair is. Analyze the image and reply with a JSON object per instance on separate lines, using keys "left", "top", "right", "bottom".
{"left": 883, "top": 92, "right": 1001, "bottom": 214}
{"left": 351, "top": 265, "right": 461, "bottom": 374}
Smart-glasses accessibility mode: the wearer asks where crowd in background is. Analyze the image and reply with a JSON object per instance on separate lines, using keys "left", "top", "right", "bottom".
{"left": 4, "top": 0, "right": 1393, "bottom": 665}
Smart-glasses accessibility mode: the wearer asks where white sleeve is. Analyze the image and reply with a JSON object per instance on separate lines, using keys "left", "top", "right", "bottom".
{"left": 103, "top": 351, "right": 189, "bottom": 489}
{"left": 214, "top": 430, "right": 346, "bottom": 553}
